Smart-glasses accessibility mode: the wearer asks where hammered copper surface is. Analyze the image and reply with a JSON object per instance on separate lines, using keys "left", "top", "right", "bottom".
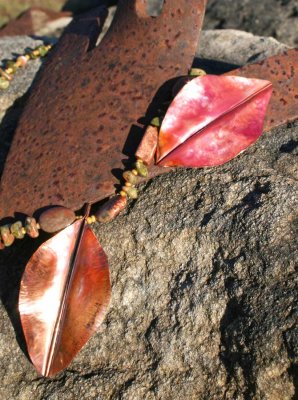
{"left": 157, "top": 75, "right": 272, "bottom": 167}
{"left": 0, "top": 0, "right": 207, "bottom": 218}
{"left": 19, "top": 219, "right": 111, "bottom": 377}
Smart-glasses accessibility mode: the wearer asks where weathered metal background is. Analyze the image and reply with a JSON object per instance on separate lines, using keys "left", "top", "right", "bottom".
{"left": 0, "top": 0, "right": 207, "bottom": 218}
{"left": 225, "top": 48, "right": 298, "bottom": 132}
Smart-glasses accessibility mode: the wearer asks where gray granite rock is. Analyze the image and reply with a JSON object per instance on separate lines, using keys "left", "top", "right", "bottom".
{"left": 198, "top": 29, "right": 289, "bottom": 66}
{"left": 0, "top": 31, "right": 297, "bottom": 399}
{"left": 204, "top": 0, "right": 298, "bottom": 47}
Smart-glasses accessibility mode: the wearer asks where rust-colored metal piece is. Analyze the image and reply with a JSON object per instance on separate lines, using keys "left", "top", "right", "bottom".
{"left": 135, "top": 125, "right": 159, "bottom": 165}
{"left": 19, "top": 215, "right": 111, "bottom": 377}
{"left": 0, "top": 7, "right": 72, "bottom": 37}
{"left": 0, "top": 0, "right": 207, "bottom": 218}
{"left": 225, "top": 48, "right": 298, "bottom": 132}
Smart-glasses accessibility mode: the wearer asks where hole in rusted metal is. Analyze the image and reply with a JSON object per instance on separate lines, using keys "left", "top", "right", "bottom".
{"left": 136, "top": 0, "right": 164, "bottom": 18}
{"left": 146, "top": 0, "right": 165, "bottom": 16}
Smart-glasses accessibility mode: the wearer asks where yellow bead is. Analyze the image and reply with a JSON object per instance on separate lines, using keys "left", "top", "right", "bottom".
{"left": 125, "top": 182, "right": 132, "bottom": 187}
{"left": 132, "top": 169, "right": 138, "bottom": 176}
{"left": 120, "top": 190, "right": 127, "bottom": 197}
{"left": 189, "top": 68, "right": 206, "bottom": 77}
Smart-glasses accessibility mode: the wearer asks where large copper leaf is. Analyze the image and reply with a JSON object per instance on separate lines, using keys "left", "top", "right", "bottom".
{"left": 157, "top": 75, "right": 272, "bottom": 167}
{"left": 19, "top": 219, "right": 111, "bottom": 377}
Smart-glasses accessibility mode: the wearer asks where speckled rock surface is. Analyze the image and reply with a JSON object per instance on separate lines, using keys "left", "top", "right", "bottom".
{"left": 204, "top": 0, "right": 298, "bottom": 47}
{"left": 0, "top": 31, "right": 297, "bottom": 399}
{"left": 199, "top": 29, "right": 289, "bottom": 66}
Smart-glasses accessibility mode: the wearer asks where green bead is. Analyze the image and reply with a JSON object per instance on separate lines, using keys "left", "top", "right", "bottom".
{"left": 150, "top": 117, "right": 161, "bottom": 127}
{"left": 10, "top": 221, "right": 25, "bottom": 239}
{"left": 135, "top": 160, "right": 148, "bottom": 177}
{"left": 123, "top": 171, "right": 138, "bottom": 185}
{"left": 0, "top": 78, "right": 9, "bottom": 90}
{"left": 189, "top": 68, "right": 206, "bottom": 77}
{"left": 38, "top": 46, "right": 49, "bottom": 57}
{"left": 6, "top": 61, "right": 17, "bottom": 73}
{"left": 0, "top": 225, "right": 15, "bottom": 247}
{"left": 125, "top": 187, "right": 138, "bottom": 199}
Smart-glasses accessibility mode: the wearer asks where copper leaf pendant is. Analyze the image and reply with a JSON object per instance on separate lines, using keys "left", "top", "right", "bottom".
{"left": 19, "top": 218, "right": 111, "bottom": 377}
{"left": 157, "top": 75, "right": 273, "bottom": 167}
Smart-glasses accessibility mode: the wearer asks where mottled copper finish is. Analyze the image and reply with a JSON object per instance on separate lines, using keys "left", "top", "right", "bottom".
{"left": 95, "top": 195, "right": 127, "bottom": 223}
{"left": 0, "top": 0, "right": 207, "bottom": 218}
{"left": 135, "top": 125, "right": 158, "bottom": 165}
{"left": 19, "top": 218, "right": 111, "bottom": 377}
{"left": 157, "top": 75, "right": 272, "bottom": 167}
{"left": 225, "top": 49, "right": 298, "bottom": 132}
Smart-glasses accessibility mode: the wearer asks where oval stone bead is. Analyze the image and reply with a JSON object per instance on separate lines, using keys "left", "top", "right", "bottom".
{"left": 96, "top": 196, "right": 127, "bottom": 223}
{"left": 25, "top": 217, "right": 39, "bottom": 238}
{"left": 1, "top": 225, "right": 15, "bottom": 246}
{"left": 39, "top": 206, "right": 76, "bottom": 233}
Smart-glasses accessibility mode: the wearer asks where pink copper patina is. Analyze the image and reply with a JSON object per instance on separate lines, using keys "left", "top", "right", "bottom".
{"left": 157, "top": 75, "right": 272, "bottom": 167}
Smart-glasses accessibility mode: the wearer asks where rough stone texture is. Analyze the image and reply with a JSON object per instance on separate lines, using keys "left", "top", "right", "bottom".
{"left": 199, "top": 29, "right": 289, "bottom": 66}
{"left": 204, "top": 0, "right": 298, "bottom": 47}
{"left": 0, "top": 36, "right": 54, "bottom": 175}
{"left": 0, "top": 32, "right": 297, "bottom": 399}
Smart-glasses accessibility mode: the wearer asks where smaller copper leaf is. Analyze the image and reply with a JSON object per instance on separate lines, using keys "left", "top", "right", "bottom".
{"left": 156, "top": 75, "right": 273, "bottom": 167}
{"left": 19, "top": 219, "right": 111, "bottom": 377}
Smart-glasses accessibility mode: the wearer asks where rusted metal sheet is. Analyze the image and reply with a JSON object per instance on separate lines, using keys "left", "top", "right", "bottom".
{"left": 0, "top": 7, "right": 71, "bottom": 37}
{"left": 225, "top": 48, "right": 298, "bottom": 132}
{"left": 0, "top": 0, "right": 207, "bottom": 219}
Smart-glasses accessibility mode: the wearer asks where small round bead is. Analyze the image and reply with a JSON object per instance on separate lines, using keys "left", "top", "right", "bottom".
{"left": 132, "top": 169, "right": 138, "bottom": 176}
{"left": 10, "top": 221, "right": 25, "bottom": 239}
{"left": 150, "top": 117, "right": 161, "bottom": 127}
{"left": 189, "top": 68, "right": 206, "bottom": 77}
{"left": 135, "top": 160, "right": 148, "bottom": 177}
{"left": 0, "top": 225, "right": 15, "bottom": 246}
{"left": 0, "top": 78, "right": 9, "bottom": 90}
{"left": 124, "top": 187, "right": 138, "bottom": 199}
{"left": 25, "top": 217, "right": 39, "bottom": 238}
{"left": 0, "top": 68, "right": 12, "bottom": 81}
{"left": 120, "top": 190, "right": 127, "bottom": 197}
{"left": 123, "top": 171, "right": 138, "bottom": 185}
{"left": 125, "top": 182, "right": 132, "bottom": 187}
{"left": 16, "top": 55, "right": 28, "bottom": 67}
{"left": 5, "top": 67, "right": 14, "bottom": 75}
{"left": 87, "top": 216, "right": 95, "bottom": 224}
{"left": 37, "top": 46, "right": 49, "bottom": 57}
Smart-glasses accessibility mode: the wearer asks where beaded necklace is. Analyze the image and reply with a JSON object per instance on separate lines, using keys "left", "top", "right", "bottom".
{"left": 0, "top": 37, "right": 273, "bottom": 378}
